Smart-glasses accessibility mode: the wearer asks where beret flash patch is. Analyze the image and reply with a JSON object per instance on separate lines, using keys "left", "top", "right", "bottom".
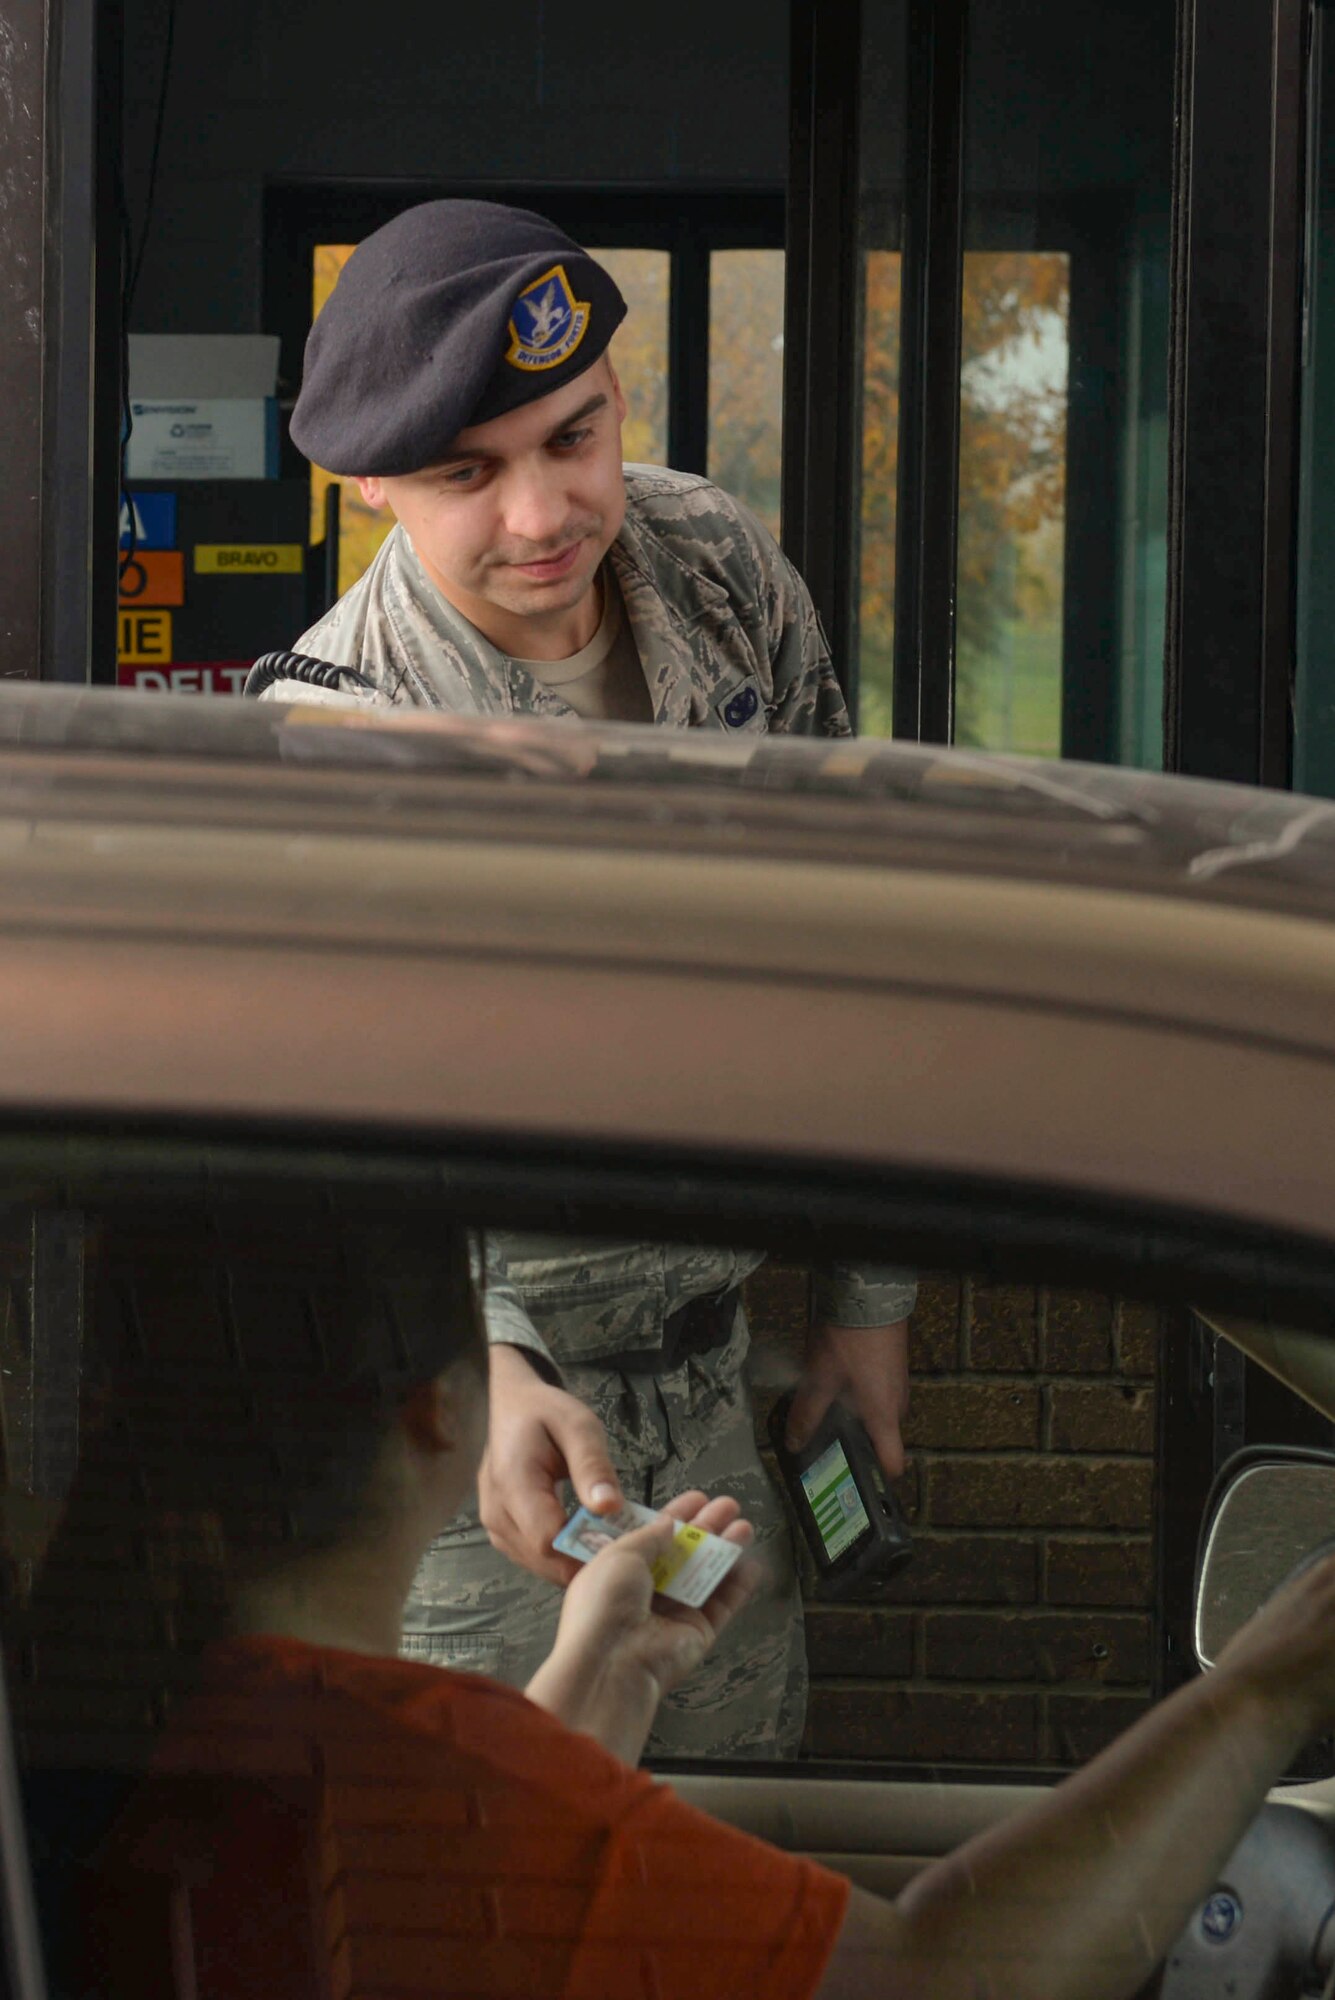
{"left": 505, "top": 264, "right": 591, "bottom": 373}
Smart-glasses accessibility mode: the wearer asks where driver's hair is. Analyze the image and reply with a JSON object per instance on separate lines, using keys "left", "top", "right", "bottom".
{"left": 89, "top": 1198, "right": 485, "bottom": 1556}
{"left": 12, "top": 1189, "right": 485, "bottom": 1770}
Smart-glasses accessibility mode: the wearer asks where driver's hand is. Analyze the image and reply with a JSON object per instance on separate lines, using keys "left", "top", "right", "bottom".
{"left": 525, "top": 1492, "right": 761, "bottom": 1764}
{"left": 478, "top": 1344, "right": 624, "bottom": 1585}
{"left": 556, "top": 1491, "right": 759, "bottom": 1703}
{"left": 1215, "top": 1547, "right": 1335, "bottom": 1742}
{"left": 785, "top": 1318, "right": 910, "bottom": 1480}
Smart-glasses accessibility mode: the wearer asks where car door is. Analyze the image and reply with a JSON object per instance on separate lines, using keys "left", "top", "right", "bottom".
{"left": 2, "top": 1127, "right": 1332, "bottom": 1998}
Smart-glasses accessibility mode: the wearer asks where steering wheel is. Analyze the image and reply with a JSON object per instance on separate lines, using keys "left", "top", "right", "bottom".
{"left": 1159, "top": 1800, "right": 1335, "bottom": 1997}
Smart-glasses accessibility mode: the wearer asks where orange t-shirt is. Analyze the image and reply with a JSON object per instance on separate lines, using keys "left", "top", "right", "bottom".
{"left": 90, "top": 1635, "right": 850, "bottom": 2000}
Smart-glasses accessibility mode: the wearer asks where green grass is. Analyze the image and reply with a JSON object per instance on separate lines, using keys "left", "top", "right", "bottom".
{"left": 956, "top": 615, "right": 1061, "bottom": 757}
{"left": 855, "top": 616, "right": 1061, "bottom": 757}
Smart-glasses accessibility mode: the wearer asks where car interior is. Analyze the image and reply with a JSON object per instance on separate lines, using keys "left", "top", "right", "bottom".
{"left": 1, "top": 1131, "right": 1334, "bottom": 1999}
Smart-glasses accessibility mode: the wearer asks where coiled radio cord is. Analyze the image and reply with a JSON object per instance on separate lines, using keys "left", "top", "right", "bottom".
{"left": 245, "top": 651, "right": 379, "bottom": 698}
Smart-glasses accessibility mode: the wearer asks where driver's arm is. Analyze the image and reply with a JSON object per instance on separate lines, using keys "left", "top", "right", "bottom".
{"left": 814, "top": 1547, "right": 1335, "bottom": 2000}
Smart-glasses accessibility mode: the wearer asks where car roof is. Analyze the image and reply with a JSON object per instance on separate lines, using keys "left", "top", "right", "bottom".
{"left": 5, "top": 681, "right": 1335, "bottom": 920}
{"left": 3, "top": 681, "right": 1335, "bottom": 1302}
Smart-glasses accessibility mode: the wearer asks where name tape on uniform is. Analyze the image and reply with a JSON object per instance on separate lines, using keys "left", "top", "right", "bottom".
{"left": 116, "top": 662, "right": 251, "bottom": 696}
{"left": 118, "top": 549, "right": 185, "bottom": 607}
{"left": 117, "top": 610, "right": 173, "bottom": 664}
{"left": 194, "top": 543, "right": 304, "bottom": 575}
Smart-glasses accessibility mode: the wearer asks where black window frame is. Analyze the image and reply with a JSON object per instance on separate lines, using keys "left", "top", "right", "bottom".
{"left": 786, "top": 0, "right": 1308, "bottom": 776}
{"left": 788, "top": 0, "right": 1158, "bottom": 756}
{"left": 3, "top": 1116, "right": 1335, "bottom": 1804}
{"left": 784, "top": 0, "right": 1320, "bottom": 1702}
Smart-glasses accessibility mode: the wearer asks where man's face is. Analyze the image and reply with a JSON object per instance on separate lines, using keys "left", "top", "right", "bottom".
{"left": 358, "top": 356, "right": 628, "bottom": 655}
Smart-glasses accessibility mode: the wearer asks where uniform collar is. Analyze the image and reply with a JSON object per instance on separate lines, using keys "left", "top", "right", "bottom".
{"left": 609, "top": 501, "right": 732, "bottom": 726}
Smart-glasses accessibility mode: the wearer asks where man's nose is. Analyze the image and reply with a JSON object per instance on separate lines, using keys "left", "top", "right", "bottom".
{"left": 501, "top": 463, "right": 569, "bottom": 547}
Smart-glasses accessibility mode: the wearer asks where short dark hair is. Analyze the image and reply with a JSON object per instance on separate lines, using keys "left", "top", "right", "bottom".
{"left": 9, "top": 1178, "right": 486, "bottom": 1776}
{"left": 28, "top": 1189, "right": 485, "bottom": 1634}
{"left": 107, "top": 1199, "right": 482, "bottom": 1546}
{"left": 259, "top": 1217, "right": 486, "bottom": 1552}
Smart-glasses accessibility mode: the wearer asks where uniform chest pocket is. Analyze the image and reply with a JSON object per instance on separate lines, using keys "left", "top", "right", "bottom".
{"left": 495, "top": 1235, "right": 669, "bottom": 1366}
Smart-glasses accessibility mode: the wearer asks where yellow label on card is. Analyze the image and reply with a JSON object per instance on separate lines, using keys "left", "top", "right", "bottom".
{"left": 650, "top": 1522, "right": 705, "bottom": 1591}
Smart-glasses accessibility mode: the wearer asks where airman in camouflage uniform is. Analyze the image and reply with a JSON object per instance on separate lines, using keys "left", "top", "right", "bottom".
{"left": 252, "top": 198, "right": 916, "bottom": 1758}
{"left": 401, "top": 1241, "right": 913, "bottom": 1759}
{"left": 278, "top": 462, "right": 848, "bottom": 740}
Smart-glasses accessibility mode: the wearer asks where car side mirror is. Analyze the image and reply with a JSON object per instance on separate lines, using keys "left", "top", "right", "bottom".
{"left": 1194, "top": 1447, "right": 1335, "bottom": 1670}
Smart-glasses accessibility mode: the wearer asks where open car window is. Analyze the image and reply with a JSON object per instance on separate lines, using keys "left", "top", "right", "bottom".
{"left": 0, "top": 1132, "right": 1330, "bottom": 1996}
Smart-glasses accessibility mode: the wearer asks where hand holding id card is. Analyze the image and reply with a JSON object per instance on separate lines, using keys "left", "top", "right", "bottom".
{"left": 552, "top": 1500, "right": 744, "bottom": 1608}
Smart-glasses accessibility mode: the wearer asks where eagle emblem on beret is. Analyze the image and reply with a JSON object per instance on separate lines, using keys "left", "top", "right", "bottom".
{"left": 505, "top": 264, "right": 592, "bottom": 373}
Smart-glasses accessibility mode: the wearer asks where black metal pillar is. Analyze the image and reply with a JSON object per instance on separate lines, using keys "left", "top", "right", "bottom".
{"left": 667, "top": 237, "right": 710, "bottom": 477}
{"left": 782, "top": 0, "right": 865, "bottom": 707}
{"left": 0, "top": 0, "right": 114, "bottom": 687}
{"left": 891, "top": 0, "right": 967, "bottom": 745}
{"left": 46, "top": 0, "right": 122, "bottom": 685}
{"left": 1165, "top": 0, "right": 1309, "bottom": 785}
{"left": 0, "top": 0, "right": 49, "bottom": 684}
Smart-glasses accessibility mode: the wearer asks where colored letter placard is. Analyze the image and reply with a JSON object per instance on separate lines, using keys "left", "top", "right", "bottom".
{"left": 194, "top": 543, "right": 303, "bottom": 575}
{"left": 118, "top": 550, "right": 186, "bottom": 607}
{"left": 116, "top": 661, "right": 251, "bottom": 695}
{"left": 117, "top": 610, "right": 173, "bottom": 664}
{"left": 118, "top": 492, "right": 178, "bottom": 550}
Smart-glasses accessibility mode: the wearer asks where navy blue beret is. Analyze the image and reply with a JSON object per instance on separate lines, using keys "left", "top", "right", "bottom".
{"left": 290, "top": 200, "right": 628, "bottom": 477}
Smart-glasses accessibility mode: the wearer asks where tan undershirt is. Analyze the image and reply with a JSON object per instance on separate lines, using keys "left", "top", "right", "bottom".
{"left": 514, "top": 569, "right": 653, "bottom": 723}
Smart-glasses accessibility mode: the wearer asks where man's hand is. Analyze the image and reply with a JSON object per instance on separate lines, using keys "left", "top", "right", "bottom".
{"left": 525, "top": 1491, "right": 759, "bottom": 1763}
{"left": 479, "top": 1343, "right": 624, "bottom": 1584}
{"left": 785, "top": 1318, "right": 910, "bottom": 1481}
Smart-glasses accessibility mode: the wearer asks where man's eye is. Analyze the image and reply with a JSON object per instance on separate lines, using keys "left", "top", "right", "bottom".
{"left": 553, "top": 427, "right": 593, "bottom": 451}
{"left": 443, "top": 464, "right": 484, "bottom": 486}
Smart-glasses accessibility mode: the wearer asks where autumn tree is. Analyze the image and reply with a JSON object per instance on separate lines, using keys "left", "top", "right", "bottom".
{"left": 706, "top": 251, "right": 785, "bottom": 539}
{"left": 860, "top": 250, "right": 1070, "bottom": 745}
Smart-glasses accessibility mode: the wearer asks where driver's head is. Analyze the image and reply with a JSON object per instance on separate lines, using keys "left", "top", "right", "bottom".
{"left": 10, "top": 1194, "right": 489, "bottom": 1800}
{"left": 25, "top": 1203, "right": 488, "bottom": 1635}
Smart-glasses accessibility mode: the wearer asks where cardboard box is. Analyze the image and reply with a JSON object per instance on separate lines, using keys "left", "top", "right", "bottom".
{"left": 126, "top": 334, "right": 281, "bottom": 480}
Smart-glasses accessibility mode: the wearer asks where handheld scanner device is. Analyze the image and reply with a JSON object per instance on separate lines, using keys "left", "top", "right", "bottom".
{"left": 766, "top": 1391, "right": 913, "bottom": 1598}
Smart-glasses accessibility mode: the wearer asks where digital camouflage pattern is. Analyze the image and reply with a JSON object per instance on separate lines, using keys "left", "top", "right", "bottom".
{"left": 257, "top": 467, "right": 917, "bottom": 1755}
{"left": 267, "top": 466, "right": 852, "bottom": 737}
{"left": 403, "top": 1283, "right": 811, "bottom": 1759}
{"left": 407, "top": 1236, "right": 914, "bottom": 1759}
{"left": 481, "top": 1235, "right": 917, "bottom": 1388}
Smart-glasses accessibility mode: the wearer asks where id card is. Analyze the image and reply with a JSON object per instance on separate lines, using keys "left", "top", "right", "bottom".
{"left": 552, "top": 1501, "right": 742, "bottom": 1608}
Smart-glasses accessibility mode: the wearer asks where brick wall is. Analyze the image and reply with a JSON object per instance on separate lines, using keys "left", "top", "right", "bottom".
{"left": 745, "top": 1267, "right": 1159, "bottom": 1770}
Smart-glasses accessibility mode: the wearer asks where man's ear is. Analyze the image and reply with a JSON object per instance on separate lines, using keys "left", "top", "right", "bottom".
{"left": 400, "top": 1374, "right": 464, "bottom": 1454}
{"left": 607, "top": 361, "right": 627, "bottom": 425}
{"left": 356, "top": 475, "right": 388, "bottom": 510}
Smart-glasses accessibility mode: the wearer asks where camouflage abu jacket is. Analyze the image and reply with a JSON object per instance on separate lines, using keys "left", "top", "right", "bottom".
{"left": 256, "top": 465, "right": 916, "bottom": 1385}
{"left": 275, "top": 465, "right": 852, "bottom": 737}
